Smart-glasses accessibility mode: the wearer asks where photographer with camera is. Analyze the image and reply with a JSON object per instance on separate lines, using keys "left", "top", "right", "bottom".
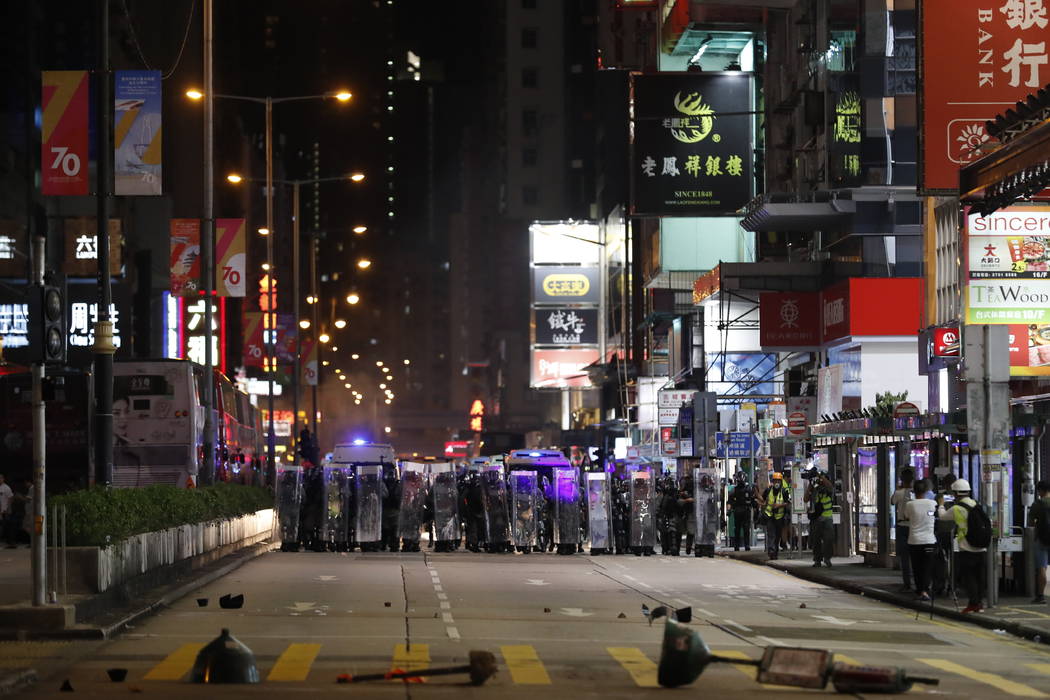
{"left": 804, "top": 469, "right": 835, "bottom": 567}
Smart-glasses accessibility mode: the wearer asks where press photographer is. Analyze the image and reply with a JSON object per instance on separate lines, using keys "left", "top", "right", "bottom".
{"left": 804, "top": 470, "right": 835, "bottom": 568}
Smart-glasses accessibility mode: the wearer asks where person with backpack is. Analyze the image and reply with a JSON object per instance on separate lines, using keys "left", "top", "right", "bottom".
{"left": 1027, "top": 480, "right": 1050, "bottom": 604}
{"left": 936, "top": 478, "right": 991, "bottom": 613}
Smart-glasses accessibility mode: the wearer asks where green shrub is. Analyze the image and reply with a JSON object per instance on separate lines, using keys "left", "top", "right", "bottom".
{"left": 49, "top": 483, "right": 272, "bottom": 548}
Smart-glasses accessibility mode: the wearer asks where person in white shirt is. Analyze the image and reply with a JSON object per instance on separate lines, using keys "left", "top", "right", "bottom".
{"left": 904, "top": 478, "right": 938, "bottom": 602}
{"left": 937, "top": 478, "right": 987, "bottom": 613}
{"left": 890, "top": 468, "right": 915, "bottom": 591}
{"left": 0, "top": 474, "right": 13, "bottom": 547}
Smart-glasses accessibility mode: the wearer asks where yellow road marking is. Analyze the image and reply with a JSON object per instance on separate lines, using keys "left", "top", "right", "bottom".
{"left": 391, "top": 643, "right": 430, "bottom": 673}
{"left": 1028, "top": 663, "right": 1050, "bottom": 676}
{"left": 1005, "top": 606, "right": 1050, "bottom": 621}
{"left": 607, "top": 647, "right": 658, "bottom": 688}
{"left": 267, "top": 643, "right": 321, "bottom": 682}
{"left": 917, "top": 658, "right": 1048, "bottom": 697}
{"left": 501, "top": 645, "right": 551, "bottom": 685}
{"left": 143, "top": 643, "right": 204, "bottom": 681}
{"left": 834, "top": 653, "right": 861, "bottom": 666}
{"left": 713, "top": 649, "right": 798, "bottom": 690}
{"left": 894, "top": 609, "right": 1050, "bottom": 658}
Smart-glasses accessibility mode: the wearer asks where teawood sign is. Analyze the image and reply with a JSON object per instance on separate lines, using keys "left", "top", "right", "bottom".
{"left": 631, "top": 72, "right": 754, "bottom": 216}
{"left": 531, "top": 266, "right": 600, "bottom": 305}
{"left": 534, "top": 307, "right": 599, "bottom": 345}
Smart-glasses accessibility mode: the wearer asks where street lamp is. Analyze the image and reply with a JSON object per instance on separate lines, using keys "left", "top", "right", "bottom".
{"left": 350, "top": 172, "right": 366, "bottom": 182}
{"left": 189, "top": 87, "right": 352, "bottom": 481}
{"left": 357, "top": 259, "right": 372, "bottom": 269}
{"left": 346, "top": 293, "right": 360, "bottom": 305}
{"left": 353, "top": 225, "right": 367, "bottom": 234}
{"left": 334, "top": 319, "right": 347, "bottom": 329}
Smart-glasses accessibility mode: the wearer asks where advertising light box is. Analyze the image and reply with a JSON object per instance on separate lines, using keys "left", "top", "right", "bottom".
{"left": 530, "top": 221, "right": 601, "bottom": 265}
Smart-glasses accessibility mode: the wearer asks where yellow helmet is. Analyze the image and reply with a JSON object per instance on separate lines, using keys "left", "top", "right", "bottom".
{"left": 771, "top": 472, "right": 783, "bottom": 481}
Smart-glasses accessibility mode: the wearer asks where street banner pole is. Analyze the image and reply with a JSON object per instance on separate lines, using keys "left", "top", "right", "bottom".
{"left": 31, "top": 235, "right": 46, "bottom": 606}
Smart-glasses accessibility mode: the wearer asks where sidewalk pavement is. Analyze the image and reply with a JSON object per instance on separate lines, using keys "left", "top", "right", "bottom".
{"left": 722, "top": 548, "right": 1050, "bottom": 644}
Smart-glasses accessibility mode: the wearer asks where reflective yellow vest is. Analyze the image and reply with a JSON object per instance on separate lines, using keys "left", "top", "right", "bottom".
{"left": 814, "top": 490, "right": 833, "bottom": 518}
{"left": 765, "top": 487, "right": 789, "bottom": 520}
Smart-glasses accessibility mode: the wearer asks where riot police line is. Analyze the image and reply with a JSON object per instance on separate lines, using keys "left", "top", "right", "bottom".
{"left": 275, "top": 460, "right": 723, "bottom": 556}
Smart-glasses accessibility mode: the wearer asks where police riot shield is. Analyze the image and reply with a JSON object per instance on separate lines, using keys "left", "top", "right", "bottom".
{"left": 510, "top": 470, "right": 538, "bottom": 547}
{"left": 354, "top": 465, "right": 383, "bottom": 545}
{"left": 321, "top": 463, "right": 349, "bottom": 549}
{"left": 553, "top": 467, "right": 581, "bottom": 545}
{"left": 275, "top": 464, "right": 302, "bottom": 547}
{"left": 694, "top": 466, "right": 720, "bottom": 555}
{"left": 398, "top": 462, "right": 428, "bottom": 541}
{"left": 481, "top": 465, "right": 511, "bottom": 544}
{"left": 430, "top": 462, "right": 460, "bottom": 542}
{"left": 629, "top": 468, "right": 657, "bottom": 548}
{"left": 586, "top": 472, "right": 613, "bottom": 551}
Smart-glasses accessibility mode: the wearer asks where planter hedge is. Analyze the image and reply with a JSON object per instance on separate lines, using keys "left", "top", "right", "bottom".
{"left": 49, "top": 483, "right": 272, "bottom": 547}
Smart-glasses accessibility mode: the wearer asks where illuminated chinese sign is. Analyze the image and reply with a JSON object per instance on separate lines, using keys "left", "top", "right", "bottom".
{"left": 64, "top": 218, "right": 122, "bottom": 277}
{"left": 469, "top": 399, "right": 484, "bottom": 432}
{"left": 631, "top": 73, "right": 754, "bottom": 216}
{"left": 534, "top": 307, "right": 599, "bottom": 345}
{"left": 920, "top": 0, "right": 1049, "bottom": 192}
{"left": 828, "top": 75, "right": 863, "bottom": 187}
{"left": 531, "top": 266, "right": 600, "bottom": 305}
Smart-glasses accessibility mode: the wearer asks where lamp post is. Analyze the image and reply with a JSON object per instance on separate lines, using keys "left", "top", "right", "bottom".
{"left": 227, "top": 172, "right": 364, "bottom": 456}
{"left": 188, "top": 89, "right": 350, "bottom": 482}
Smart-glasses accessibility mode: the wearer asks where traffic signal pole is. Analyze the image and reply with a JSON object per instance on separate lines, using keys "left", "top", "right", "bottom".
{"left": 31, "top": 235, "right": 47, "bottom": 607}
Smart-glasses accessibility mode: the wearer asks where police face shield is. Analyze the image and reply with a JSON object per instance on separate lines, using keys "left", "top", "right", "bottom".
{"left": 510, "top": 470, "right": 539, "bottom": 547}
{"left": 694, "top": 467, "right": 720, "bottom": 550}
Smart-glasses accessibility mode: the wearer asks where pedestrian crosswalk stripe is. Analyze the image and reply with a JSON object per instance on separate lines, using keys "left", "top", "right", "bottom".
{"left": 143, "top": 643, "right": 204, "bottom": 681}
{"left": 917, "top": 658, "right": 1048, "bottom": 697}
{"left": 607, "top": 647, "right": 658, "bottom": 688}
{"left": 267, "top": 643, "right": 321, "bottom": 681}
{"left": 1028, "top": 663, "right": 1050, "bottom": 677}
{"left": 392, "top": 643, "right": 430, "bottom": 673}
{"left": 712, "top": 649, "right": 792, "bottom": 690}
{"left": 501, "top": 645, "right": 551, "bottom": 685}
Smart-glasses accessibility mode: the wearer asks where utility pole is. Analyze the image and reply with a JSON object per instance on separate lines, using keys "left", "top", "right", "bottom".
{"left": 265, "top": 97, "right": 276, "bottom": 484}
{"left": 292, "top": 182, "right": 300, "bottom": 450}
{"left": 31, "top": 235, "right": 46, "bottom": 607}
{"left": 200, "top": 0, "right": 215, "bottom": 486}
{"left": 93, "top": 0, "right": 115, "bottom": 487}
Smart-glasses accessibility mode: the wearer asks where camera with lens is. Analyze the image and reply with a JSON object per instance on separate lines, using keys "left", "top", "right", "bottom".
{"left": 799, "top": 465, "right": 822, "bottom": 480}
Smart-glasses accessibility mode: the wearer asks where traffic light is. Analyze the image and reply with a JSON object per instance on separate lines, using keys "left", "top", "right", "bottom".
{"left": 27, "top": 283, "right": 66, "bottom": 365}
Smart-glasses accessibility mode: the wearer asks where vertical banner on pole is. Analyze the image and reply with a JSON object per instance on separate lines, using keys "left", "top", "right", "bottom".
{"left": 215, "top": 218, "right": 246, "bottom": 296}
{"left": 302, "top": 339, "right": 318, "bottom": 386}
{"left": 243, "top": 311, "right": 266, "bottom": 368}
{"left": 41, "top": 71, "right": 89, "bottom": 196}
{"left": 114, "top": 70, "right": 162, "bottom": 195}
{"left": 170, "top": 219, "right": 202, "bottom": 296}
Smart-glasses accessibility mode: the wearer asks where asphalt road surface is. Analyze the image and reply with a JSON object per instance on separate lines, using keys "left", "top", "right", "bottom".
{"left": 14, "top": 550, "right": 1050, "bottom": 698}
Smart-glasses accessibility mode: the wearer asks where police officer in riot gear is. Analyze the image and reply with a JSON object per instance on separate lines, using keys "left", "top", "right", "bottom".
{"left": 612, "top": 475, "right": 631, "bottom": 554}
{"left": 381, "top": 468, "right": 401, "bottom": 552}
{"left": 657, "top": 475, "right": 680, "bottom": 555}
{"left": 463, "top": 470, "right": 485, "bottom": 552}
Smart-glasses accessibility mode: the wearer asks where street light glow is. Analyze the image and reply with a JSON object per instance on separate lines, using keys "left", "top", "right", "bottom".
{"left": 334, "top": 319, "right": 347, "bottom": 329}
{"left": 379, "top": 383, "right": 387, "bottom": 389}
{"left": 350, "top": 172, "right": 366, "bottom": 182}
{"left": 344, "top": 382, "right": 351, "bottom": 389}
{"left": 346, "top": 293, "right": 360, "bottom": 304}
{"left": 376, "top": 361, "right": 383, "bottom": 367}
{"left": 261, "top": 263, "right": 271, "bottom": 271}
{"left": 185, "top": 88, "right": 204, "bottom": 100}
{"left": 334, "top": 91, "right": 353, "bottom": 102}
{"left": 319, "top": 333, "right": 331, "bottom": 343}
{"left": 384, "top": 399, "right": 392, "bottom": 405}
{"left": 227, "top": 173, "right": 243, "bottom": 183}
{"left": 384, "top": 426, "right": 392, "bottom": 434}
{"left": 351, "top": 354, "right": 360, "bottom": 360}
{"left": 299, "top": 319, "right": 311, "bottom": 329}
{"left": 306, "top": 295, "right": 316, "bottom": 304}
{"left": 357, "top": 259, "right": 372, "bottom": 269}
{"left": 257, "top": 227, "right": 270, "bottom": 236}
{"left": 403, "top": 359, "right": 410, "bottom": 365}
{"left": 353, "top": 225, "right": 367, "bottom": 234}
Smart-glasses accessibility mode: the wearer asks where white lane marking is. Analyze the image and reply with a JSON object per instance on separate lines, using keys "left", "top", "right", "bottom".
{"left": 673, "top": 598, "right": 691, "bottom": 607}
{"left": 440, "top": 601, "right": 451, "bottom": 610}
{"left": 434, "top": 585, "right": 443, "bottom": 592}
{"left": 287, "top": 602, "right": 317, "bottom": 612}
{"left": 447, "top": 627, "right": 461, "bottom": 640}
{"left": 442, "top": 612, "right": 455, "bottom": 623}
{"left": 525, "top": 579, "right": 550, "bottom": 586}
{"left": 695, "top": 608, "right": 715, "bottom": 617}
{"left": 723, "top": 620, "right": 753, "bottom": 633}
{"left": 316, "top": 575, "right": 338, "bottom": 581}
{"left": 812, "top": 614, "right": 856, "bottom": 626}
{"left": 436, "top": 592, "right": 448, "bottom": 600}
{"left": 623, "top": 574, "right": 637, "bottom": 581}
{"left": 758, "top": 636, "right": 782, "bottom": 646}
{"left": 638, "top": 582, "right": 653, "bottom": 589}
{"left": 559, "top": 608, "right": 595, "bottom": 617}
